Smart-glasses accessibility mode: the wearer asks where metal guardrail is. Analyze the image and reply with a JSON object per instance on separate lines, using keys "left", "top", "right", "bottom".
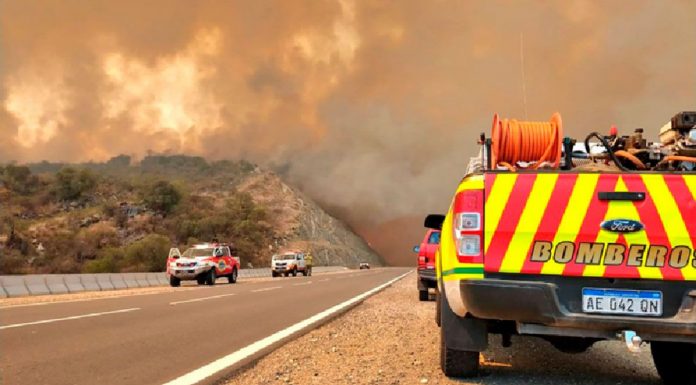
{"left": 0, "top": 266, "right": 348, "bottom": 298}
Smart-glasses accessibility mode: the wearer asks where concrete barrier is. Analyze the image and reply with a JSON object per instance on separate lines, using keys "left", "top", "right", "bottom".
{"left": 0, "top": 276, "right": 28, "bottom": 297}
{"left": 121, "top": 273, "right": 139, "bottom": 288}
{"left": 109, "top": 274, "right": 127, "bottom": 289}
{"left": 156, "top": 273, "right": 169, "bottom": 286}
{"left": 24, "top": 275, "right": 51, "bottom": 296}
{"left": 64, "top": 275, "right": 85, "bottom": 293}
{"left": 134, "top": 273, "right": 150, "bottom": 287}
{"left": 44, "top": 275, "right": 69, "bottom": 295}
{"left": 95, "top": 274, "right": 115, "bottom": 291}
{"left": 146, "top": 273, "right": 162, "bottom": 286}
{"left": 0, "top": 266, "right": 348, "bottom": 297}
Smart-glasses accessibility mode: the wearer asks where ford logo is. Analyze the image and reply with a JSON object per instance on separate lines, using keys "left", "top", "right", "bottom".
{"left": 601, "top": 219, "right": 644, "bottom": 233}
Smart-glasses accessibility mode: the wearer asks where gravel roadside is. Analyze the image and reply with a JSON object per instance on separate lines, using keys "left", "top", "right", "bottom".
{"left": 223, "top": 273, "right": 660, "bottom": 385}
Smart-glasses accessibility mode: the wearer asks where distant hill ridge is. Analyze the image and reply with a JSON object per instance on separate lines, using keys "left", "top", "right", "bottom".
{"left": 0, "top": 155, "right": 383, "bottom": 274}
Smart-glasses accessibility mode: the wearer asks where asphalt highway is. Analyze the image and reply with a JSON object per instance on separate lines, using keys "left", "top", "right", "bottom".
{"left": 0, "top": 267, "right": 410, "bottom": 385}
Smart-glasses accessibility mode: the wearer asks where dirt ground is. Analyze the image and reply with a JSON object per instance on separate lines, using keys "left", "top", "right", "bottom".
{"left": 223, "top": 273, "right": 660, "bottom": 385}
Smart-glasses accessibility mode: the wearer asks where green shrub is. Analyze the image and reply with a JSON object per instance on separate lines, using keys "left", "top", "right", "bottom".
{"left": 82, "top": 247, "right": 123, "bottom": 273}
{"left": 123, "top": 234, "right": 170, "bottom": 272}
{"left": 143, "top": 181, "right": 181, "bottom": 215}
{"left": 53, "top": 167, "right": 96, "bottom": 201}
{"left": 2, "top": 164, "right": 39, "bottom": 194}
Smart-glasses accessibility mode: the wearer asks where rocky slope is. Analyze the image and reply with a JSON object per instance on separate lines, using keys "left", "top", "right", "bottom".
{"left": 239, "top": 170, "right": 382, "bottom": 268}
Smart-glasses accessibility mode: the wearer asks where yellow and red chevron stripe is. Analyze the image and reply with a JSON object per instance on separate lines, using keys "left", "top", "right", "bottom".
{"left": 484, "top": 173, "right": 696, "bottom": 281}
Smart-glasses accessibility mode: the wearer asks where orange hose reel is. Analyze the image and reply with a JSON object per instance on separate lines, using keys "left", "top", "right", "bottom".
{"left": 491, "top": 113, "right": 563, "bottom": 170}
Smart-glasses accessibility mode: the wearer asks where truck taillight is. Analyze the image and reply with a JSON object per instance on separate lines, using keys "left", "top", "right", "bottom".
{"left": 453, "top": 190, "right": 483, "bottom": 263}
{"left": 418, "top": 255, "right": 427, "bottom": 264}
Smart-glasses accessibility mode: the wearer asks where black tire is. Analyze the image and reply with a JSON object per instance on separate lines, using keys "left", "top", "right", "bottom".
{"left": 440, "top": 326, "right": 480, "bottom": 378}
{"left": 302, "top": 269, "right": 308, "bottom": 277}
{"left": 419, "top": 290, "right": 429, "bottom": 302}
{"left": 228, "top": 268, "right": 238, "bottom": 284}
{"left": 169, "top": 276, "right": 181, "bottom": 287}
{"left": 196, "top": 276, "right": 206, "bottom": 285}
{"left": 284, "top": 272, "right": 289, "bottom": 277}
{"left": 206, "top": 269, "right": 216, "bottom": 285}
{"left": 272, "top": 271, "right": 278, "bottom": 278}
{"left": 651, "top": 341, "right": 696, "bottom": 385}
{"left": 292, "top": 269, "right": 297, "bottom": 277}
{"left": 435, "top": 291, "right": 442, "bottom": 327}
{"left": 308, "top": 267, "right": 312, "bottom": 276}
{"left": 439, "top": 289, "right": 482, "bottom": 378}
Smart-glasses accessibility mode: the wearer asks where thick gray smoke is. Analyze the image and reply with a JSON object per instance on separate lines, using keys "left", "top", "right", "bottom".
{"left": 1, "top": 0, "right": 695, "bottom": 265}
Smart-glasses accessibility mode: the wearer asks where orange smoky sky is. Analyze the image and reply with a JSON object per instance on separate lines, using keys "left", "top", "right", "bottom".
{"left": 1, "top": 0, "right": 695, "bottom": 265}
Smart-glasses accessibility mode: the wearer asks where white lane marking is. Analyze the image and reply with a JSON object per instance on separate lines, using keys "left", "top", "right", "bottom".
{"left": 0, "top": 307, "right": 141, "bottom": 330}
{"left": 0, "top": 288, "right": 203, "bottom": 309}
{"left": 292, "top": 281, "right": 312, "bottom": 286}
{"left": 251, "top": 286, "right": 282, "bottom": 293}
{"left": 161, "top": 270, "right": 411, "bottom": 385}
{"left": 170, "top": 294, "right": 236, "bottom": 306}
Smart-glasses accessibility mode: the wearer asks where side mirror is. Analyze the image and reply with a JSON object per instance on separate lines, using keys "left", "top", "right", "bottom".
{"left": 413, "top": 245, "right": 420, "bottom": 253}
{"left": 168, "top": 247, "right": 181, "bottom": 259}
{"left": 424, "top": 214, "right": 445, "bottom": 230}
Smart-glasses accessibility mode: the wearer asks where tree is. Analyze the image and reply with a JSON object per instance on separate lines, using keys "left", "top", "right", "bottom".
{"left": 2, "top": 164, "right": 38, "bottom": 194}
{"left": 123, "top": 234, "right": 170, "bottom": 272}
{"left": 53, "top": 167, "right": 96, "bottom": 201}
{"left": 106, "top": 155, "right": 131, "bottom": 168}
{"left": 143, "top": 181, "right": 181, "bottom": 214}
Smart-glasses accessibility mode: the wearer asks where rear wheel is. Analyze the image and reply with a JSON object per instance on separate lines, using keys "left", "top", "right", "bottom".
{"left": 419, "top": 289, "right": 429, "bottom": 302}
{"left": 440, "top": 327, "right": 480, "bottom": 378}
{"left": 228, "top": 268, "right": 238, "bottom": 284}
{"left": 196, "top": 276, "right": 206, "bottom": 285}
{"left": 169, "top": 276, "right": 180, "bottom": 287}
{"left": 206, "top": 269, "right": 216, "bottom": 285}
{"left": 435, "top": 291, "right": 441, "bottom": 326}
{"left": 439, "top": 290, "right": 482, "bottom": 378}
{"left": 651, "top": 341, "right": 696, "bottom": 385}
{"left": 292, "top": 269, "right": 297, "bottom": 277}
{"left": 302, "top": 269, "right": 308, "bottom": 277}
{"left": 272, "top": 271, "right": 278, "bottom": 278}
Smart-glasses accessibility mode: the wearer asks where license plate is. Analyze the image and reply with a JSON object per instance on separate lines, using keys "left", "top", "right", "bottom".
{"left": 582, "top": 288, "right": 662, "bottom": 316}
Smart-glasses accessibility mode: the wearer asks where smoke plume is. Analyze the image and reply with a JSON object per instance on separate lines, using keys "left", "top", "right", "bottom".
{"left": 1, "top": 0, "right": 695, "bottom": 265}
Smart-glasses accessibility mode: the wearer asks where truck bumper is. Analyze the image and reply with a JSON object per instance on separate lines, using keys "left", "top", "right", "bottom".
{"left": 459, "top": 277, "right": 696, "bottom": 343}
{"left": 417, "top": 268, "right": 437, "bottom": 290}
{"left": 170, "top": 268, "right": 208, "bottom": 279}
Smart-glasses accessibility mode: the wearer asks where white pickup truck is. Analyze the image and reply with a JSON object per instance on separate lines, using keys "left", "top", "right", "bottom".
{"left": 166, "top": 243, "right": 240, "bottom": 286}
{"left": 271, "top": 251, "right": 312, "bottom": 277}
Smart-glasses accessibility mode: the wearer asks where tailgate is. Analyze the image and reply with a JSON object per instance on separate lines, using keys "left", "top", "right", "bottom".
{"left": 483, "top": 173, "right": 696, "bottom": 281}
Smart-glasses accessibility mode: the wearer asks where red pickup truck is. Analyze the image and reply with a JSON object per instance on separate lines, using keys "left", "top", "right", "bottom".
{"left": 415, "top": 229, "right": 440, "bottom": 301}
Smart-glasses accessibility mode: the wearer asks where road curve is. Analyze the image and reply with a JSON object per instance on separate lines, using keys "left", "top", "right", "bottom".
{"left": 0, "top": 267, "right": 411, "bottom": 385}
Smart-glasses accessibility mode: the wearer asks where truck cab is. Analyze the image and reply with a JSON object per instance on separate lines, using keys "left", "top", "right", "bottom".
{"left": 415, "top": 229, "right": 440, "bottom": 301}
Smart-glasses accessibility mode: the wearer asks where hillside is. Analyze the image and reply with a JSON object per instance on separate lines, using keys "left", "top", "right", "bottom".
{"left": 0, "top": 156, "right": 383, "bottom": 274}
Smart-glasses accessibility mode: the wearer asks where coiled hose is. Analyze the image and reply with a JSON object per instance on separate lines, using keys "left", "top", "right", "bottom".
{"left": 491, "top": 113, "right": 563, "bottom": 170}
